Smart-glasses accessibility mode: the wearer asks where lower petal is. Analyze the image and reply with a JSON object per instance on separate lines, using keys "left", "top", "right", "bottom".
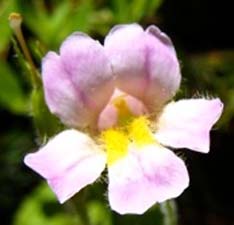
{"left": 24, "top": 129, "right": 106, "bottom": 203}
{"left": 108, "top": 144, "right": 189, "bottom": 214}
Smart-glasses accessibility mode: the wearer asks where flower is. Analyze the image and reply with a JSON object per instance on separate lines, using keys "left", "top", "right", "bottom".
{"left": 24, "top": 24, "right": 223, "bottom": 215}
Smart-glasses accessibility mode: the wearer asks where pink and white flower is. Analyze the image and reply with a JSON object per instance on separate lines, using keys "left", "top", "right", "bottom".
{"left": 24, "top": 24, "right": 223, "bottom": 214}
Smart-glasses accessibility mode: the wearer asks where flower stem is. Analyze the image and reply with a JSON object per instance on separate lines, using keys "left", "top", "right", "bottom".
{"left": 9, "top": 12, "right": 41, "bottom": 89}
{"left": 160, "top": 200, "right": 178, "bottom": 225}
{"left": 66, "top": 190, "right": 91, "bottom": 225}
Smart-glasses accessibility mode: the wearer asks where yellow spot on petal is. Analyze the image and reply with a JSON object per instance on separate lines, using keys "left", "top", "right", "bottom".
{"left": 112, "top": 96, "right": 133, "bottom": 125}
{"left": 100, "top": 96, "right": 157, "bottom": 165}
{"left": 128, "top": 116, "right": 156, "bottom": 147}
{"left": 101, "top": 129, "right": 129, "bottom": 166}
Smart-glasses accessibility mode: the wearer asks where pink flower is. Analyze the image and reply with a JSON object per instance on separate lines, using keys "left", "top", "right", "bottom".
{"left": 24, "top": 24, "right": 223, "bottom": 214}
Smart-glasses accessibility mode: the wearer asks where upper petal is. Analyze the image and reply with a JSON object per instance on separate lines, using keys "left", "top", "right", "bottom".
{"left": 104, "top": 24, "right": 181, "bottom": 110}
{"left": 155, "top": 98, "right": 224, "bottom": 153}
{"left": 24, "top": 129, "right": 106, "bottom": 203}
{"left": 42, "top": 32, "right": 114, "bottom": 128}
{"left": 108, "top": 144, "right": 189, "bottom": 214}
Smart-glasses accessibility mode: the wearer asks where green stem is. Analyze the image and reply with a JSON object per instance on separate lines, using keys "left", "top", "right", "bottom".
{"left": 66, "top": 190, "right": 91, "bottom": 225}
{"left": 160, "top": 200, "right": 178, "bottom": 225}
{"left": 9, "top": 13, "right": 41, "bottom": 89}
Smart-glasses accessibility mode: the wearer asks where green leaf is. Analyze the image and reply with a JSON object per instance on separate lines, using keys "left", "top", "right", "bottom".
{"left": 15, "top": 0, "right": 52, "bottom": 46}
{"left": 145, "top": 0, "right": 163, "bottom": 16}
{"left": 87, "top": 201, "right": 113, "bottom": 225}
{"left": 66, "top": 0, "right": 94, "bottom": 33}
{"left": 0, "top": 61, "right": 29, "bottom": 114}
{"left": 31, "top": 88, "right": 62, "bottom": 143}
{"left": 131, "top": 0, "right": 164, "bottom": 21}
{"left": 13, "top": 183, "right": 78, "bottom": 225}
{"left": 131, "top": 0, "right": 146, "bottom": 21}
{"left": 111, "top": 0, "right": 163, "bottom": 23}
{"left": 45, "top": 1, "right": 71, "bottom": 47}
{"left": 13, "top": 182, "right": 113, "bottom": 225}
{"left": 112, "top": 0, "right": 131, "bottom": 22}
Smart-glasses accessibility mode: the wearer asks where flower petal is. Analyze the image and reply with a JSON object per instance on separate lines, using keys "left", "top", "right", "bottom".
{"left": 98, "top": 104, "right": 118, "bottom": 130}
{"left": 104, "top": 24, "right": 181, "bottom": 110}
{"left": 155, "top": 98, "right": 223, "bottom": 153}
{"left": 24, "top": 129, "right": 106, "bottom": 203}
{"left": 108, "top": 144, "right": 189, "bottom": 214}
{"left": 43, "top": 32, "right": 114, "bottom": 128}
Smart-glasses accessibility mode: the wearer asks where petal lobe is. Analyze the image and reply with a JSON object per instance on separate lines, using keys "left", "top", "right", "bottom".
{"left": 24, "top": 129, "right": 106, "bottom": 203}
{"left": 108, "top": 145, "right": 189, "bottom": 214}
{"left": 155, "top": 98, "right": 223, "bottom": 153}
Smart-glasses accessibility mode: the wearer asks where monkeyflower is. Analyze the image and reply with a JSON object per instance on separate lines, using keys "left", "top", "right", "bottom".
{"left": 24, "top": 24, "right": 223, "bottom": 214}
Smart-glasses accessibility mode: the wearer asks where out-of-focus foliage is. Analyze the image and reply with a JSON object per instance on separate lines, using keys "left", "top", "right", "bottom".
{"left": 13, "top": 183, "right": 80, "bottom": 225}
{"left": 182, "top": 51, "right": 234, "bottom": 129}
{"left": 0, "top": 61, "right": 28, "bottom": 114}
{"left": 0, "top": 0, "right": 17, "bottom": 52}
{"left": 10, "top": 0, "right": 162, "bottom": 49}
{"left": 14, "top": 182, "right": 177, "bottom": 225}
{"left": 111, "top": 0, "right": 162, "bottom": 23}
{"left": 0, "top": 0, "right": 233, "bottom": 225}
{"left": 13, "top": 183, "right": 177, "bottom": 225}
{"left": 0, "top": 127, "right": 35, "bottom": 224}
{"left": 31, "top": 88, "right": 62, "bottom": 143}
{"left": 13, "top": 183, "right": 113, "bottom": 225}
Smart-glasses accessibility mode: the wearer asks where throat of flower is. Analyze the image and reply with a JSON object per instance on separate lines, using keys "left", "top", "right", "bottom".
{"left": 101, "top": 129, "right": 129, "bottom": 166}
{"left": 128, "top": 117, "right": 155, "bottom": 146}
{"left": 101, "top": 116, "right": 156, "bottom": 166}
{"left": 112, "top": 96, "right": 133, "bottom": 126}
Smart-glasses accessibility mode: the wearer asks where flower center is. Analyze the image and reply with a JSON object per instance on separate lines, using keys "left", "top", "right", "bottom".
{"left": 112, "top": 95, "right": 134, "bottom": 126}
{"left": 100, "top": 95, "right": 156, "bottom": 166}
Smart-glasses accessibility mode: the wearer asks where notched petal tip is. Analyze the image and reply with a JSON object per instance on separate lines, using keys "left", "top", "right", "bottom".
{"left": 146, "top": 25, "right": 174, "bottom": 48}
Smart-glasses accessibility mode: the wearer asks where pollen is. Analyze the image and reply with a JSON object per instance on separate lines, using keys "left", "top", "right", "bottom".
{"left": 128, "top": 116, "right": 155, "bottom": 147}
{"left": 101, "top": 129, "right": 129, "bottom": 165}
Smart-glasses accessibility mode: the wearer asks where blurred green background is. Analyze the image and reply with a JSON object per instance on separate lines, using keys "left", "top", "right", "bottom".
{"left": 0, "top": 0, "right": 233, "bottom": 225}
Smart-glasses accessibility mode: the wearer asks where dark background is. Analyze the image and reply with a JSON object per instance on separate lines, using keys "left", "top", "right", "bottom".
{"left": 160, "top": 1, "right": 234, "bottom": 225}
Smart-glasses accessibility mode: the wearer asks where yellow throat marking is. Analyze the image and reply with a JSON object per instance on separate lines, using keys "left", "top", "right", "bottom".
{"left": 101, "top": 96, "right": 156, "bottom": 165}
{"left": 112, "top": 96, "right": 133, "bottom": 125}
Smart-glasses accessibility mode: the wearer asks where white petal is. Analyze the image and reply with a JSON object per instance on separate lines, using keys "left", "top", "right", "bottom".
{"left": 108, "top": 144, "right": 189, "bottom": 214}
{"left": 155, "top": 98, "right": 223, "bottom": 153}
{"left": 43, "top": 32, "right": 114, "bottom": 128}
{"left": 104, "top": 24, "right": 181, "bottom": 110}
{"left": 24, "top": 130, "right": 106, "bottom": 203}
